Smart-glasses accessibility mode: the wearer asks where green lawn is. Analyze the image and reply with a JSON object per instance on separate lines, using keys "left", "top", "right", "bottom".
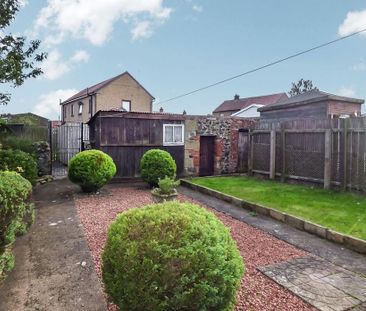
{"left": 190, "top": 176, "right": 366, "bottom": 241}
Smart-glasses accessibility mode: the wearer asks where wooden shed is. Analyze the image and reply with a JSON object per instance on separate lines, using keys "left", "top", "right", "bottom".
{"left": 87, "top": 111, "right": 185, "bottom": 180}
{"left": 258, "top": 90, "right": 364, "bottom": 120}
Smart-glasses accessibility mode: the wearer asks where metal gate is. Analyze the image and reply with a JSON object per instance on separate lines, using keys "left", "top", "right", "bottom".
{"left": 50, "top": 122, "right": 89, "bottom": 177}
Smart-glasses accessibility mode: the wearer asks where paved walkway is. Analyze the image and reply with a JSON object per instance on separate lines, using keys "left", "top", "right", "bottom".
{"left": 0, "top": 179, "right": 106, "bottom": 311}
{"left": 179, "top": 186, "right": 366, "bottom": 311}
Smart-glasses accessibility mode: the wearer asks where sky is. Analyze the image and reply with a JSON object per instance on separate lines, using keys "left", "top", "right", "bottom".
{"left": 1, "top": 0, "right": 366, "bottom": 119}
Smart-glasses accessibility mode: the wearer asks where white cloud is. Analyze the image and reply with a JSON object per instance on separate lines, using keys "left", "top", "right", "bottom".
{"left": 351, "top": 58, "right": 366, "bottom": 71}
{"left": 193, "top": 5, "right": 203, "bottom": 13}
{"left": 42, "top": 49, "right": 90, "bottom": 80}
{"left": 338, "top": 87, "right": 356, "bottom": 97}
{"left": 34, "top": 0, "right": 172, "bottom": 46}
{"left": 131, "top": 21, "right": 153, "bottom": 40}
{"left": 41, "top": 50, "right": 70, "bottom": 80}
{"left": 71, "top": 50, "right": 90, "bottom": 63}
{"left": 33, "top": 89, "right": 78, "bottom": 119}
{"left": 338, "top": 10, "right": 366, "bottom": 37}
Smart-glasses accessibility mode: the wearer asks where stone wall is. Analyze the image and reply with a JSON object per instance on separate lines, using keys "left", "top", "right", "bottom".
{"left": 184, "top": 116, "right": 257, "bottom": 176}
{"left": 32, "top": 141, "right": 51, "bottom": 176}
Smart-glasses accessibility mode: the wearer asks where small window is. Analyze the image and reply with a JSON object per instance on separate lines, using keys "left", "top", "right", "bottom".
{"left": 122, "top": 100, "right": 131, "bottom": 112}
{"left": 78, "top": 102, "right": 83, "bottom": 115}
{"left": 163, "top": 124, "right": 184, "bottom": 146}
{"left": 88, "top": 97, "right": 92, "bottom": 113}
{"left": 71, "top": 104, "right": 74, "bottom": 117}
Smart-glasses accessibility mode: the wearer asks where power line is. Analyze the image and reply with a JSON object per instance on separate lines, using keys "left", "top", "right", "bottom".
{"left": 157, "top": 27, "right": 366, "bottom": 105}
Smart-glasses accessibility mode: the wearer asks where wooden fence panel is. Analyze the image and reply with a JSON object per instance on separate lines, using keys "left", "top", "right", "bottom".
{"left": 241, "top": 117, "right": 366, "bottom": 191}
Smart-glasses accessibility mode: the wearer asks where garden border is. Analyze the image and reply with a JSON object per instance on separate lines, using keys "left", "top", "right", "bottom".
{"left": 180, "top": 179, "right": 366, "bottom": 255}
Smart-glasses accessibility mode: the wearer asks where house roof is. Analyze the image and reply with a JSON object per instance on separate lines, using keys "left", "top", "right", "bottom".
{"left": 258, "top": 89, "right": 365, "bottom": 112}
{"left": 231, "top": 104, "right": 264, "bottom": 117}
{"left": 61, "top": 71, "right": 155, "bottom": 105}
{"left": 213, "top": 93, "right": 288, "bottom": 113}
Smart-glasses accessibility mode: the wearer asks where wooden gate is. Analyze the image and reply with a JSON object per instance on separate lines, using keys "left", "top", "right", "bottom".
{"left": 237, "top": 129, "right": 249, "bottom": 173}
{"left": 199, "top": 136, "right": 215, "bottom": 176}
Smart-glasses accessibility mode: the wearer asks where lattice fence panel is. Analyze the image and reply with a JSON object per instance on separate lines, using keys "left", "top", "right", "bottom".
{"left": 252, "top": 133, "right": 270, "bottom": 172}
{"left": 285, "top": 132, "right": 325, "bottom": 179}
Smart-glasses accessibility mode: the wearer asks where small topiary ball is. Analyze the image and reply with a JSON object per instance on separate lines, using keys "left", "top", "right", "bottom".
{"left": 140, "top": 149, "right": 176, "bottom": 187}
{"left": 68, "top": 150, "right": 116, "bottom": 193}
{"left": 102, "top": 201, "right": 245, "bottom": 311}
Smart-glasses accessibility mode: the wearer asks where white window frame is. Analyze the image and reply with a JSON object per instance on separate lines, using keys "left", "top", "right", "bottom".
{"left": 122, "top": 100, "right": 131, "bottom": 112}
{"left": 163, "top": 124, "right": 184, "bottom": 146}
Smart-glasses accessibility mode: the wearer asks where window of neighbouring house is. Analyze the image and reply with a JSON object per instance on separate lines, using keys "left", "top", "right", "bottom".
{"left": 78, "top": 102, "right": 83, "bottom": 115}
{"left": 122, "top": 100, "right": 131, "bottom": 112}
{"left": 163, "top": 124, "right": 184, "bottom": 146}
{"left": 71, "top": 104, "right": 74, "bottom": 117}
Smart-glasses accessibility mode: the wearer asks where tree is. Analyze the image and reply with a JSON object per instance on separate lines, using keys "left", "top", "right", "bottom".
{"left": 288, "top": 79, "right": 318, "bottom": 97}
{"left": 0, "top": 0, "right": 46, "bottom": 105}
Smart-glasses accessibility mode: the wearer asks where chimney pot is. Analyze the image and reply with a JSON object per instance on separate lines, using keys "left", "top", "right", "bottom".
{"left": 159, "top": 107, "right": 164, "bottom": 113}
{"left": 234, "top": 94, "right": 240, "bottom": 100}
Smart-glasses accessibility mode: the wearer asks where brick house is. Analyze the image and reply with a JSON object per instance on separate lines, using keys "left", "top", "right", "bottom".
{"left": 258, "top": 90, "right": 364, "bottom": 120}
{"left": 213, "top": 93, "right": 288, "bottom": 117}
{"left": 61, "top": 71, "right": 154, "bottom": 123}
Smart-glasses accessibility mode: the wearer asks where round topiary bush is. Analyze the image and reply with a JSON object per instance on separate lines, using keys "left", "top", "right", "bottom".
{"left": 68, "top": 150, "right": 116, "bottom": 193}
{"left": 0, "top": 149, "right": 38, "bottom": 185}
{"left": 140, "top": 149, "right": 176, "bottom": 186}
{"left": 102, "top": 201, "right": 244, "bottom": 311}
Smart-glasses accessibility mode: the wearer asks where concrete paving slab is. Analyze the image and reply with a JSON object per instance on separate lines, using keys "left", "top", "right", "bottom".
{"left": 258, "top": 256, "right": 366, "bottom": 311}
{"left": 0, "top": 179, "right": 107, "bottom": 311}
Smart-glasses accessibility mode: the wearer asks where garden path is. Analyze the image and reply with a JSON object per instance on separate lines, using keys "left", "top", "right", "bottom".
{"left": 0, "top": 179, "right": 106, "bottom": 311}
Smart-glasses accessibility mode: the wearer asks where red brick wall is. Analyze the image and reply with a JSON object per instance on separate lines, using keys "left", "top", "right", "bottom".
{"left": 183, "top": 116, "right": 257, "bottom": 176}
{"left": 328, "top": 100, "right": 362, "bottom": 117}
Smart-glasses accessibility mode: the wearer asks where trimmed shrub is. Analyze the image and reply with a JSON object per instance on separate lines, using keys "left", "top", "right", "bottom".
{"left": 102, "top": 201, "right": 245, "bottom": 311}
{"left": 68, "top": 150, "right": 116, "bottom": 193}
{"left": 0, "top": 171, "right": 34, "bottom": 279}
{"left": 1, "top": 136, "right": 36, "bottom": 156}
{"left": 140, "top": 149, "right": 177, "bottom": 186}
{"left": 0, "top": 149, "right": 38, "bottom": 185}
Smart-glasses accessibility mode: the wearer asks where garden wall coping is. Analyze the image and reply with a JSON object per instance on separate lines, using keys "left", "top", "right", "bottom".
{"left": 181, "top": 179, "right": 366, "bottom": 255}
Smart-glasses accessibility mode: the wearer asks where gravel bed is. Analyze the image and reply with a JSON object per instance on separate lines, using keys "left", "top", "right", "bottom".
{"left": 75, "top": 186, "right": 316, "bottom": 311}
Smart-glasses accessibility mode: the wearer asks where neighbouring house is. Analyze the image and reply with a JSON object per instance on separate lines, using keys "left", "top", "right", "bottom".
{"left": 87, "top": 111, "right": 257, "bottom": 180}
{"left": 61, "top": 71, "right": 155, "bottom": 123}
{"left": 212, "top": 93, "right": 288, "bottom": 117}
{"left": 258, "top": 89, "right": 364, "bottom": 120}
{"left": 0, "top": 112, "right": 49, "bottom": 126}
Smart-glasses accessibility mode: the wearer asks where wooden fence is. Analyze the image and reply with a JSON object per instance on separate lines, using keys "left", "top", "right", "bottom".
{"left": 238, "top": 117, "right": 366, "bottom": 191}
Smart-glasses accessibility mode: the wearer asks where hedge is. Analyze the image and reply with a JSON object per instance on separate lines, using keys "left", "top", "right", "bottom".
{"left": 0, "top": 149, "right": 38, "bottom": 185}
{"left": 0, "top": 171, "right": 34, "bottom": 280}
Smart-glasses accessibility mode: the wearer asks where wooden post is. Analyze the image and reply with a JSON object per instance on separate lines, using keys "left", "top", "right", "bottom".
{"left": 248, "top": 131, "right": 254, "bottom": 176}
{"left": 324, "top": 129, "right": 332, "bottom": 189}
{"left": 343, "top": 119, "right": 348, "bottom": 191}
{"left": 269, "top": 130, "right": 276, "bottom": 179}
{"left": 281, "top": 128, "right": 286, "bottom": 182}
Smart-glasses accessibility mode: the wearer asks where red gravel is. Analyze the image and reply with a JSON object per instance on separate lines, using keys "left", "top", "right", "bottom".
{"left": 75, "top": 187, "right": 316, "bottom": 311}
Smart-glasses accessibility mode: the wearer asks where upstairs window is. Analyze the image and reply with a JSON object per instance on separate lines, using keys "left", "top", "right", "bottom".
{"left": 78, "top": 102, "right": 83, "bottom": 115}
{"left": 122, "top": 100, "right": 131, "bottom": 112}
{"left": 163, "top": 124, "right": 184, "bottom": 146}
{"left": 71, "top": 104, "right": 74, "bottom": 117}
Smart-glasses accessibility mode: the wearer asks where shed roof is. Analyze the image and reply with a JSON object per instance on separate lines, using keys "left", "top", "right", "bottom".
{"left": 61, "top": 71, "right": 155, "bottom": 105}
{"left": 87, "top": 110, "right": 187, "bottom": 124}
{"left": 258, "top": 89, "right": 364, "bottom": 112}
{"left": 213, "top": 93, "right": 288, "bottom": 113}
